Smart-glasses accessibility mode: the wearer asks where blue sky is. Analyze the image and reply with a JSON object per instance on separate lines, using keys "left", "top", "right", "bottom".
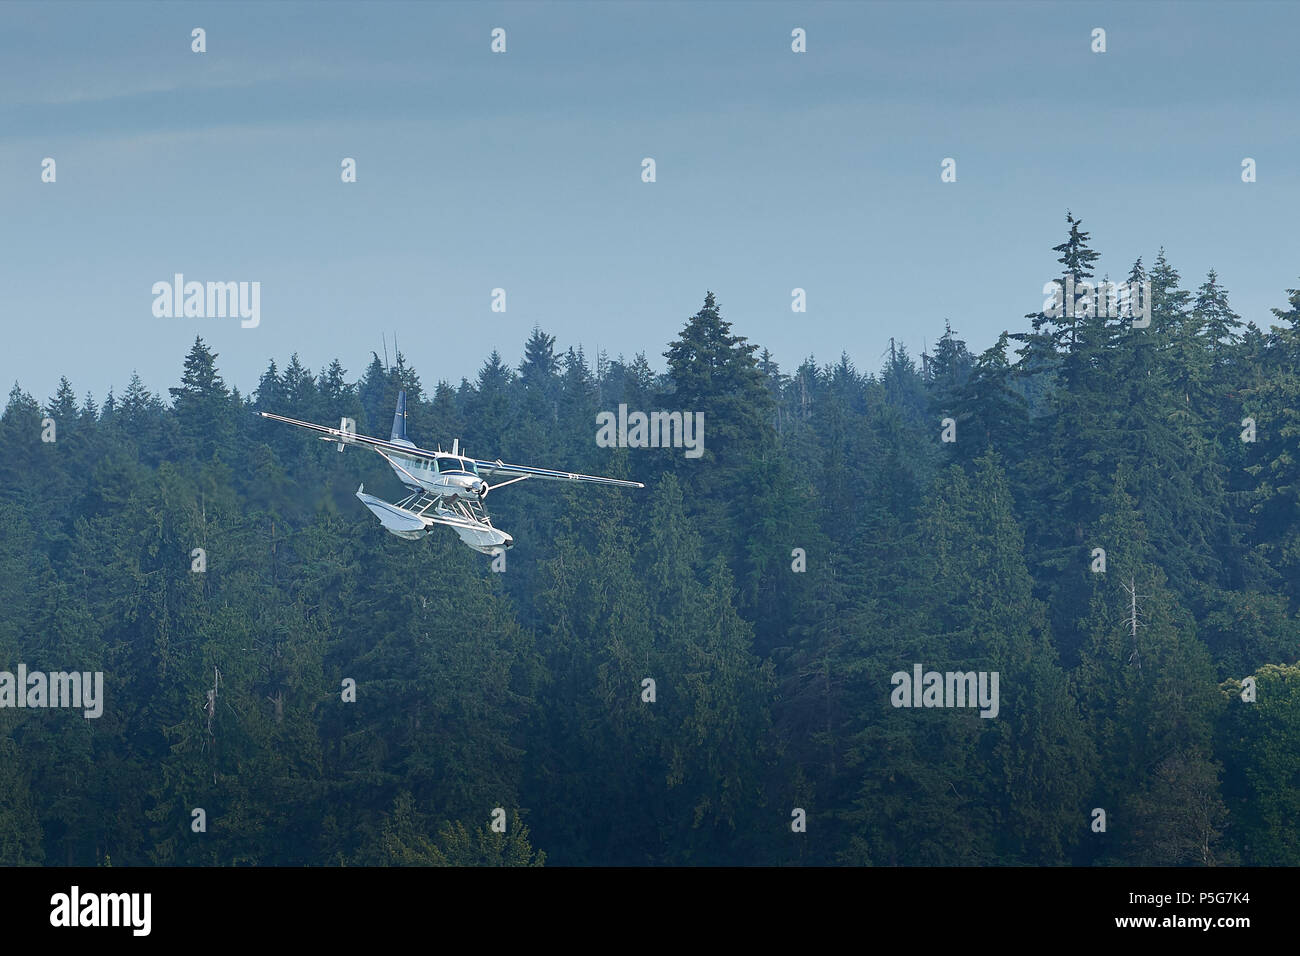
{"left": 2, "top": 0, "right": 1298, "bottom": 404}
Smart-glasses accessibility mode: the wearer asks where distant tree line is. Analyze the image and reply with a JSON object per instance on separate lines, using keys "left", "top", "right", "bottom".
{"left": 1, "top": 214, "right": 1297, "bottom": 865}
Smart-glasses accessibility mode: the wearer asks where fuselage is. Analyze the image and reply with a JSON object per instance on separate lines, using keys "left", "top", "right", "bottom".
{"left": 386, "top": 444, "right": 488, "bottom": 500}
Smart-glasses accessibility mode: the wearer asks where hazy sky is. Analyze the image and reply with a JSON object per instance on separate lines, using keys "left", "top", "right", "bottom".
{"left": 2, "top": 1, "right": 1298, "bottom": 405}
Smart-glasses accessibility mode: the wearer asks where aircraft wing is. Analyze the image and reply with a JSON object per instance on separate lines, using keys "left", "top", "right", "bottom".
{"left": 258, "top": 412, "right": 443, "bottom": 460}
{"left": 473, "top": 458, "right": 644, "bottom": 489}
{"left": 260, "top": 411, "right": 643, "bottom": 488}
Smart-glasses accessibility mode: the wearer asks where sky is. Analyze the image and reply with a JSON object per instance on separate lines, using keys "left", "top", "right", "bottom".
{"left": 2, "top": 0, "right": 1298, "bottom": 405}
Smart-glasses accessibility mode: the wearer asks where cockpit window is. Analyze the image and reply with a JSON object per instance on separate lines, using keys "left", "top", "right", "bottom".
{"left": 437, "top": 457, "right": 476, "bottom": 474}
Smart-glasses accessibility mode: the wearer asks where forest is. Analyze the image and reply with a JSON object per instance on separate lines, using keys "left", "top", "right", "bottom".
{"left": 1, "top": 215, "right": 1297, "bottom": 866}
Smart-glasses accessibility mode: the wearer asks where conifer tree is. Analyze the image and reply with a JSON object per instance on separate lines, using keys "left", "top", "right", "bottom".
{"left": 1073, "top": 475, "right": 1224, "bottom": 863}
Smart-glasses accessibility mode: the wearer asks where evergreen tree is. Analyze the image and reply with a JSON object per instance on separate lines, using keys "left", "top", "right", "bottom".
{"left": 1219, "top": 664, "right": 1300, "bottom": 864}
{"left": 1241, "top": 284, "right": 1300, "bottom": 604}
{"left": 1072, "top": 475, "right": 1224, "bottom": 864}
{"left": 169, "top": 337, "right": 234, "bottom": 461}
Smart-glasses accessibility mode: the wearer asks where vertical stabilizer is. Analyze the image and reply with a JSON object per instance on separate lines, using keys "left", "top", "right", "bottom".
{"left": 391, "top": 390, "right": 409, "bottom": 443}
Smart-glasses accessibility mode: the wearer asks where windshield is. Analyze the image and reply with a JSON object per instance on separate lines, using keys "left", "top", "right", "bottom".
{"left": 437, "top": 457, "right": 475, "bottom": 474}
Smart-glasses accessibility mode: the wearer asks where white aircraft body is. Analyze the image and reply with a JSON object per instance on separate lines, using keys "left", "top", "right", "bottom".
{"left": 260, "top": 391, "right": 643, "bottom": 554}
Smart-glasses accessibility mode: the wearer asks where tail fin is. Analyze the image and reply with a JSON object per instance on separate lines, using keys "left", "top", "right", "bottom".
{"left": 390, "top": 390, "right": 409, "bottom": 443}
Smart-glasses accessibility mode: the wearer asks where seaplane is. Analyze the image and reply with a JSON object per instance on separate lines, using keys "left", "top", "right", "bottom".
{"left": 259, "top": 391, "right": 643, "bottom": 555}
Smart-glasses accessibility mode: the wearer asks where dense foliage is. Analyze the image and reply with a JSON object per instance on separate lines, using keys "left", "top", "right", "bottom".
{"left": 2, "top": 217, "right": 1297, "bottom": 865}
